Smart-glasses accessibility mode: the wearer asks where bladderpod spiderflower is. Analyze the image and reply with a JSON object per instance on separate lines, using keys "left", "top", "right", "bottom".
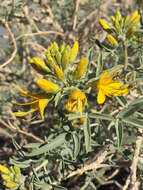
{"left": 14, "top": 88, "right": 53, "bottom": 120}
{"left": 92, "top": 70, "right": 129, "bottom": 104}
{"left": 0, "top": 165, "right": 22, "bottom": 189}
{"left": 66, "top": 88, "right": 87, "bottom": 114}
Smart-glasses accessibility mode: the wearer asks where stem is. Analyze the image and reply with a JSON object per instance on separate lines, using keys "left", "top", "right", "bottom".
{"left": 123, "top": 41, "right": 128, "bottom": 70}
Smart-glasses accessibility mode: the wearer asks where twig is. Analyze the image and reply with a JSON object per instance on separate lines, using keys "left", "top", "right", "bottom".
{"left": 23, "top": 42, "right": 47, "bottom": 52}
{"left": 129, "top": 128, "right": 142, "bottom": 190}
{"left": 123, "top": 175, "right": 130, "bottom": 190}
{"left": 72, "top": 0, "right": 80, "bottom": 31}
{"left": 0, "top": 18, "right": 17, "bottom": 70}
{"left": 123, "top": 128, "right": 143, "bottom": 190}
{"left": 7, "top": 119, "right": 45, "bottom": 143}
{"left": 16, "top": 30, "right": 64, "bottom": 41}
{"left": 105, "top": 169, "right": 120, "bottom": 181}
{"left": 67, "top": 151, "right": 108, "bottom": 178}
{"left": 22, "top": 6, "right": 40, "bottom": 32}
{"left": 0, "top": 119, "right": 44, "bottom": 143}
{"left": 77, "top": 9, "right": 97, "bottom": 31}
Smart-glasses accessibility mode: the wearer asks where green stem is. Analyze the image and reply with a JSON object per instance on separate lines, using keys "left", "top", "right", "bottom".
{"left": 123, "top": 41, "right": 128, "bottom": 70}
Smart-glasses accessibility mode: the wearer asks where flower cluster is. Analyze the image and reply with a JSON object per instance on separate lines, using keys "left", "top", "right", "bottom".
{"left": 14, "top": 38, "right": 131, "bottom": 121}
{"left": 99, "top": 10, "right": 140, "bottom": 46}
{"left": 0, "top": 165, "right": 23, "bottom": 189}
{"left": 14, "top": 41, "right": 88, "bottom": 120}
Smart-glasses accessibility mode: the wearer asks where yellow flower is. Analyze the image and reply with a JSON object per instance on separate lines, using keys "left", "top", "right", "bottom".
{"left": 74, "top": 57, "right": 88, "bottom": 79}
{"left": 36, "top": 79, "right": 60, "bottom": 94}
{"left": 66, "top": 88, "right": 87, "bottom": 114}
{"left": 95, "top": 70, "right": 129, "bottom": 104}
{"left": 14, "top": 88, "right": 53, "bottom": 120}
{"left": 107, "top": 34, "right": 118, "bottom": 46}
{"left": 29, "top": 57, "right": 51, "bottom": 75}
{"left": 99, "top": 19, "right": 112, "bottom": 30}
{"left": 0, "top": 165, "right": 21, "bottom": 189}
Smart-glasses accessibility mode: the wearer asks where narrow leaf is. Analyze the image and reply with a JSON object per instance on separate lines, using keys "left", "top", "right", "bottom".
{"left": 89, "top": 113, "right": 114, "bottom": 121}
{"left": 115, "top": 119, "right": 123, "bottom": 148}
{"left": 26, "top": 133, "right": 66, "bottom": 157}
{"left": 83, "top": 115, "right": 91, "bottom": 153}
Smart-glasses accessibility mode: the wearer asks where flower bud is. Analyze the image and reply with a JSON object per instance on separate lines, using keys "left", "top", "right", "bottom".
{"left": 36, "top": 79, "right": 60, "bottom": 94}
{"left": 54, "top": 65, "right": 64, "bottom": 80}
{"left": 61, "top": 47, "right": 70, "bottom": 69}
{"left": 107, "top": 34, "right": 118, "bottom": 46}
{"left": 99, "top": 19, "right": 112, "bottom": 30}
{"left": 74, "top": 57, "right": 88, "bottom": 79}
{"left": 29, "top": 57, "right": 51, "bottom": 75}
{"left": 70, "top": 41, "right": 79, "bottom": 63}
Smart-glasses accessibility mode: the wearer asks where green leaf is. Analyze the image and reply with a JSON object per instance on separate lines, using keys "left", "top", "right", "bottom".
{"left": 72, "top": 132, "right": 80, "bottom": 159}
{"left": 26, "top": 133, "right": 67, "bottom": 157}
{"left": 68, "top": 113, "right": 86, "bottom": 120}
{"left": 12, "top": 139, "right": 25, "bottom": 157}
{"left": 116, "top": 96, "right": 127, "bottom": 107}
{"left": 84, "top": 47, "right": 93, "bottom": 78}
{"left": 115, "top": 119, "right": 123, "bottom": 148}
{"left": 23, "top": 143, "right": 42, "bottom": 149}
{"left": 53, "top": 185, "right": 67, "bottom": 190}
{"left": 96, "top": 52, "right": 103, "bottom": 77}
{"left": 83, "top": 114, "right": 91, "bottom": 153}
{"left": 122, "top": 117, "right": 143, "bottom": 129}
{"left": 54, "top": 91, "right": 62, "bottom": 107}
{"left": 9, "top": 158, "right": 32, "bottom": 168}
{"left": 89, "top": 112, "right": 114, "bottom": 121}
{"left": 118, "top": 98, "right": 143, "bottom": 118}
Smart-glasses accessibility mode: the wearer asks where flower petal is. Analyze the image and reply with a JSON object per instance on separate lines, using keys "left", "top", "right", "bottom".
{"left": 39, "top": 97, "right": 53, "bottom": 120}
{"left": 14, "top": 108, "right": 38, "bottom": 117}
{"left": 97, "top": 90, "right": 106, "bottom": 104}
